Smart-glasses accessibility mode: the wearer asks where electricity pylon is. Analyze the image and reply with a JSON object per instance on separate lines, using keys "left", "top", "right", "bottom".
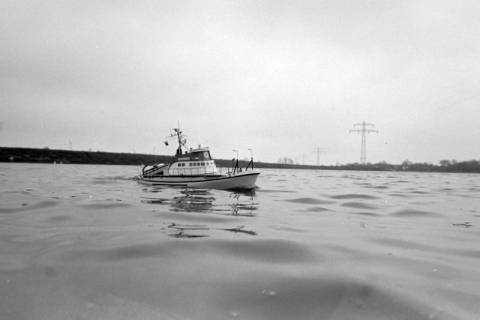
{"left": 313, "top": 147, "right": 324, "bottom": 166}
{"left": 349, "top": 121, "right": 378, "bottom": 164}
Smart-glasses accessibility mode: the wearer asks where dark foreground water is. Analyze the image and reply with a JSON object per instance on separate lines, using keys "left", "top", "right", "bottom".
{"left": 1, "top": 163, "right": 479, "bottom": 320}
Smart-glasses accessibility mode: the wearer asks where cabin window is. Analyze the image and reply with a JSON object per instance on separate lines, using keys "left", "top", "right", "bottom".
{"left": 201, "top": 162, "right": 205, "bottom": 166}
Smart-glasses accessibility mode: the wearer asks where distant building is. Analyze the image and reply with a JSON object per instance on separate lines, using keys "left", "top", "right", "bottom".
{"left": 277, "top": 157, "right": 294, "bottom": 165}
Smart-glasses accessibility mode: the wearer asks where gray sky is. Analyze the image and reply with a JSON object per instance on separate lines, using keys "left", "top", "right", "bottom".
{"left": 1, "top": 0, "right": 479, "bottom": 164}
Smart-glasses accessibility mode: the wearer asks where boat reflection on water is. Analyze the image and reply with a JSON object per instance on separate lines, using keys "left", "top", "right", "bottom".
{"left": 170, "top": 189, "right": 216, "bottom": 213}
{"left": 141, "top": 186, "right": 259, "bottom": 238}
{"left": 142, "top": 187, "right": 258, "bottom": 217}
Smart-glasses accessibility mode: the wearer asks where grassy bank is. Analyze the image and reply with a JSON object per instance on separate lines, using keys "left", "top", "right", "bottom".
{"left": 1, "top": 147, "right": 479, "bottom": 173}
{"left": 0, "top": 147, "right": 316, "bottom": 170}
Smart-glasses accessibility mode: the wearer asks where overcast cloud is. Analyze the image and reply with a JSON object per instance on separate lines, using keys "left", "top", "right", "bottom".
{"left": 1, "top": 0, "right": 479, "bottom": 164}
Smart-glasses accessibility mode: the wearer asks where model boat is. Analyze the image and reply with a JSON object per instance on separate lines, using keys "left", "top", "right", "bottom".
{"left": 137, "top": 128, "right": 259, "bottom": 190}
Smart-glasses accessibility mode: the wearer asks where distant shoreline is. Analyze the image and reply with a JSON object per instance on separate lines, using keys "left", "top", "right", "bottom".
{"left": 1, "top": 147, "right": 479, "bottom": 173}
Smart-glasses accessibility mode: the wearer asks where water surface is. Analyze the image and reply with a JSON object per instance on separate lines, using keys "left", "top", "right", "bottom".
{"left": 1, "top": 163, "right": 479, "bottom": 319}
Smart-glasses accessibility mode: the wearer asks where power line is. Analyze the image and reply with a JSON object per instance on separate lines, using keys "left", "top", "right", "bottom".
{"left": 349, "top": 121, "right": 378, "bottom": 164}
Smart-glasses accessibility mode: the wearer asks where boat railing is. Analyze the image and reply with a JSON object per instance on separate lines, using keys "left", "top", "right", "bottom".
{"left": 216, "top": 167, "right": 254, "bottom": 175}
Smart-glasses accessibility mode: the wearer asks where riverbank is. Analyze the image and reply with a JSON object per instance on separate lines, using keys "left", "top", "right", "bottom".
{"left": 0, "top": 147, "right": 312, "bottom": 170}
{"left": 1, "top": 147, "right": 479, "bottom": 173}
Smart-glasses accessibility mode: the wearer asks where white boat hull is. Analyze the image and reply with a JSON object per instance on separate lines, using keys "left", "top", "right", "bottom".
{"left": 138, "top": 171, "right": 259, "bottom": 190}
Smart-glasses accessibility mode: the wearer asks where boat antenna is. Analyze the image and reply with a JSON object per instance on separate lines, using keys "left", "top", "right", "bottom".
{"left": 246, "top": 148, "right": 254, "bottom": 170}
{"left": 232, "top": 149, "right": 240, "bottom": 174}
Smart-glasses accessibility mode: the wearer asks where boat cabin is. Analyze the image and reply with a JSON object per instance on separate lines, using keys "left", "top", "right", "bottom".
{"left": 168, "top": 147, "right": 219, "bottom": 176}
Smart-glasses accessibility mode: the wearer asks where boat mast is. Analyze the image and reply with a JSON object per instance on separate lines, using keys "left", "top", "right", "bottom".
{"left": 171, "top": 128, "right": 186, "bottom": 156}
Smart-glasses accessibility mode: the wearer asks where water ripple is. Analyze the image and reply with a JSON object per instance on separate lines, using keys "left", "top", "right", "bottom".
{"left": 341, "top": 202, "right": 379, "bottom": 210}
{"left": 331, "top": 194, "right": 378, "bottom": 200}
{"left": 284, "top": 197, "right": 335, "bottom": 205}
{"left": 0, "top": 200, "right": 59, "bottom": 214}
{"left": 390, "top": 209, "right": 441, "bottom": 217}
{"left": 69, "top": 239, "right": 318, "bottom": 264}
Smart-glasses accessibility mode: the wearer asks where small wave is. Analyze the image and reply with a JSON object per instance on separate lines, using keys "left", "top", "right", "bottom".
{"left": 331, "top": 194, "right": 378, "bottom": 200}
{"left": 207, "top": 239, "right": 319, "bottom": 263}
{"left": 92, "top": 176, "right": 133, "bottom": 185}
{"left": 46, "top": 215, "right": 72, "bottom": 222}
{"left": 367, "top": 185, "right": 389, "bottom": 189}
{"left": 374, "top": 237, "right": 430, "bottom": 250}
{"left": 341, "top": 175, "right": 365, "bottom": 180}
{"left": 306, "top": 206, "right": 330, "bottom": 212}
{"left": 375, "top": 237, "right": 480, "bottom": 260}
{"left": 390, "top": 209, "right": 441, "bottom": 217}
{"left": 81, "top": 202, "right": 132, "bottom": 209}
{"left": 460, "top": 250, "right": 480, "bottom": 258}
{"left": 410, "top": 190, "right": 430, "bottom": 194}
{"left": 3, "top": 189, "right": 35, "bottom": 195}
{"left": 0, "top": 200, "right": 59, "bottom": 214}
{"left": 438, "top": 188, "right": 454, "bottom": 192}
{"left": 285, "top": 197, "right": 335, "bottom": 205}
{"left": 209, "top": 276, "right": 438, "bottom": 320}
{"left": 69, "top": 239, "right": 317, "bottom": 264}
{"left": 389, "top": 193, "right": 409, "bottom": 197}
{"left": 269, "top": 225, "right": 305, "bottom": 232}
{"left": 256, "top": 189, "right": 295, "bottom": 193}
{"left": 348, "top": 211, "right": 379, "bottom": 216}
{"left": 341, "top": 202, "right": 379, "bottom": 210}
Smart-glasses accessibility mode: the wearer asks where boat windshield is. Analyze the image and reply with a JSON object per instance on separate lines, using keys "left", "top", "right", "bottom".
{"left": 175, "top": 150, "right": 212, "bottom": 162}
{"left": 190, "top": 151, "right": 211, "bottom": 161}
